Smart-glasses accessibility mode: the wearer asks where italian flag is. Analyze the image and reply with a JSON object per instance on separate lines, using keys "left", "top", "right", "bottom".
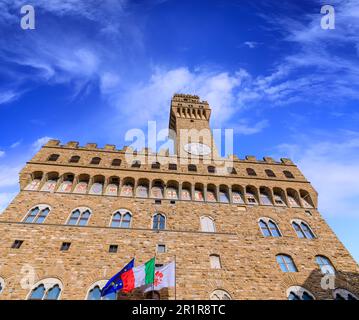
{"left": 121, "top": 257, "right": 155, "bottom": 293}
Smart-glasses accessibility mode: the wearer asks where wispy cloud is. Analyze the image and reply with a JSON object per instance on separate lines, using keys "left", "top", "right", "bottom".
{"left": 0, "top": 151, "right": 5, "bottom": 158}
{"left": 32, "top": 136, "right": 53, "bottom": 151}
{"left": 274, "top": 131, "right": 359, "bottom": 218}
{"left": 243, "top": 41, "right": 260, "bottom": 49}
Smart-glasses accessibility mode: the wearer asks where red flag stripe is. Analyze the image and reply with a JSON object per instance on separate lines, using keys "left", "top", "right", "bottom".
{"left": 121, "top": 269, "right": 135, "bottom": 293}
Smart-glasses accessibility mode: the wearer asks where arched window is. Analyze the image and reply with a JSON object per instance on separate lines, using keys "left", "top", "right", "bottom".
{"left": 153, "top": 213, "right": 166, "bottom": 230}
{"left": 283, "top": 170, "right": 295, "bottom": 179}
{"left": 246, "top": 168, "right": 257, "bottom": 176}
{"left": 210, "top": 289, "right": 231, "bottom": 300}
{"left": 131, "top": 160, "right": 141, "bottom": 168}
{"left": 24, "top": 205, "right": 50, "bottom": 224}
{"left": 136, "top": 184, "right": 149, "bottom": 198}
{"left": 208, "top": 166, "right": 216, "bottom": 173}
{"left": 259, "top": 187, "right": 273, "bottom": 205}
{"left": 200, "top": 216, "right": 215, "bottom": 232}
{"left": 67, "top": 208, "right": 91, "bottom": 226}
{"left": 111, "top": 159, "right": 121, "bottom": 166}
{"left": 69, "top": 155, "right": 80, "bottom": 163}
{"left": 25, "top": 172, "right": 43, "bottom": 191}
{"left": 87, "top": 281, "right": 117, "bottom": 300}
{"left": 265, "top": 169, "right": 276, "bottom": 177}
{"left": 258, "top": 219, "right": 281, "bottom": 237}
{"left": 276, "top": 254, "right": 298, "bottom": 272}
{"left": 209, "top": 254, "right": 221, "bottom": 269}
{"left": 151, "top": 162, "right": 161, "bottom": 169}
{"left": 0, "top": 277, "right": 4, "bottom": 295}
{"left": 58, "top": 173, "right": 74, "bottom": 193}
{"left": 287, "top": 286, "right": 315, "bottom": 300}
{"left": 47, "top": 154, "right": 59, "bottom": 162}
{"left": 188, "top": 164, "right": 197, "bottom": 172}
{"left": 292, "top": 220, "right": 315, "bottom": 239}
{"left": 121, "top": 179, "right": 134, "bottom": 197}
{"left": 111, "top": 210, "right": 132, "bottom": 228}
{"left": 333, "top": 288, "right": 358, "bottom": 300}
{"left": 245, "top": 186, "right": 258, "bottom": 205}
{"left": 28, "top": 279, "right": 62, "bottom": 300}
{"left": 90, "top": 157, "right": 101, "bottom": 165}
{"left": 315, "top": 256, "right": 335, "bottom": 275}
{"left": 287, "top": 189, "right": 301, "bottom": 207}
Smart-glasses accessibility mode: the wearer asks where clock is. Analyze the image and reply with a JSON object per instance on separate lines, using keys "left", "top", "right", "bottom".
{"left": 184, "top": 143, "right": 211, "bottom": 156}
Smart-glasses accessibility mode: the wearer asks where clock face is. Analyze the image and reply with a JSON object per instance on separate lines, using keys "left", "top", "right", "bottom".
{"left": 184, "top": 143, "right": 211, "bottom": 156}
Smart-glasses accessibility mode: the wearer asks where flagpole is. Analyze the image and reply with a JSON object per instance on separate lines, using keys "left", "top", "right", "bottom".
{"left": 152, "top": 255, "right": 156, "bottom": 300}
{"left": 174, "top": 255, "right": 177, "bottom": 300}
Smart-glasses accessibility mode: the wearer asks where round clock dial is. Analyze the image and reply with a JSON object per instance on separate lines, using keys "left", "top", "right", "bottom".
{"left": 184, "top": 143, "right": 211, "bottom": 156}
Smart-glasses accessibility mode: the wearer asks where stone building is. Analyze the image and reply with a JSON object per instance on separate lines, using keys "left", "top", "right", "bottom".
{"left": 0, "top": 93, "right": 358, "bottom": 300}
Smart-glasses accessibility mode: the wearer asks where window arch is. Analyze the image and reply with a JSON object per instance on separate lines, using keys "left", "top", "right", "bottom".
{"left": 131, "top": 160, "right": 141, "bottom": 168}
{"left": 69, "top": 155, "right": 80, "bottom": 163}
{"left": 25, "top": 171, "right": 43, "bottom": 191}
{"left": 23, "top": 205, "right": 51, "bottom": 224}
{"left": 265, "top": 169, "right": 276, "bottom": 177}
{"left": 258, "top": 218, "right": 281, "bottom": 237}
{"left": 0, "top": 277, "right": 4, "bottom": 295}
{"left": 333, "top": 288, "right": 358, "bottom": 300}
{"left": 111, "top": 209, "right": 132, "bottom": 228}
{"left": 287, "top": 189, "right": 301, "bottom": 207}
{"left": 90, "top": 157, "right": 101, "bottom": 165}
{"left": 276, "top": 254, "right": 298, "bottom": 272}
{"left": 245, "top": 186, "right": 258, "bottom": 205}
{"left": 188, "top": 164, "right": 197, "bottom": 172}
{"left": 86, "top": 280, "right": 117, "bottom": 300}
{"left": 67, "top": 208, "right": 91, "bottom": 226}
{"left": 47, "top": 154, "right": 59, "bottom": 162}
{"left": 207, "top": 166, "right": 216, "bottom": 173}
{"left": 136, "top": 179, "right": 149, "bottom": 198}
{"left": 209, "top": 254, "right": 221, "bottom": 269}
{"left": 287, "top": 286, "right": 315, "bottom": 300}
{"left": 259, "top": 187, "right": 273, "bottom": 205}
{"left": 200, "top": 216, "right": 215, "bottom": 232}
{"left": 292, "top": 220, "right": 315, "bottom": 239}
{"left": 111, "top": 159, "right": 121, "bottom": 166}
{"left": 152, "top": 213, "right": 166, "bottom": 230}
{"left": 210, "top": 289, "right": 231, "bottom": 300}
{"left": 283, "top": 170, "right": 295, "bottom": 179}
{"left": 27, "top": 278, "right": 62, "bottom": 300}
{"left": 151, "top": 162, "right": 161, "bottom": 169}
{"left": 315, "top": 255, "right": 335, "bottom": 275}
{"left": 246, "top": 168, "right": 257, "bottom": 176}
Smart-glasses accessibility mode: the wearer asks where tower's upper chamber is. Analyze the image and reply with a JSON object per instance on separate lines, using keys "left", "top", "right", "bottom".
{"left": 169, "top": 94, "right": 211, "bottom": 131}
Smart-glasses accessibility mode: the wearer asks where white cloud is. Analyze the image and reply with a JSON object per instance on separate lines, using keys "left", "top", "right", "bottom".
{"left": 235, "top": 120, "right": 269, "bottom": 135}
{"left": 243, "top": 41, "right": 260, "bottom": 49}
{"left": 0, "top": 165, "right": 21, "bottom": 188}
{"left": 0, "top": 151, "right": 4, "bottom": 158}
{"left": 32, "top": 136, "right": 53, "bottom": 151}
{"left": 0, "top": 90, "right": 20, "bottom": 105}
{"left": 274, "top": 133, "right": 359, "bottom": 218}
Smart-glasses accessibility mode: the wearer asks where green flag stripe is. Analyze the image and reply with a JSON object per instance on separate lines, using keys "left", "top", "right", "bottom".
{"left": 145, "top": 257, "right": 155, "bottom": 284}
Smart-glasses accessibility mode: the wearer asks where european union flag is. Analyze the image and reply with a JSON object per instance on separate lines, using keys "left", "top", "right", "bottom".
{"left": 101, "top": 258, "right": 135, "bottom": 297}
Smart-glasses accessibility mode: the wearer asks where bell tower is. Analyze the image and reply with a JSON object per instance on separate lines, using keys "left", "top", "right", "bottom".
{"left": 168, "top": 93, "right": 219, "bottom": 159}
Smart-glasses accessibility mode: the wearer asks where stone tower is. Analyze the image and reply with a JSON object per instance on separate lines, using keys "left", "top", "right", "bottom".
{"left": 0, "top": 94, "right": 358, "bottom": 300}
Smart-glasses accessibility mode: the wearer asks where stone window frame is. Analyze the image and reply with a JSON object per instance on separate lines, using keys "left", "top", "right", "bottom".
{"left": 66, "top": 207, "right": 92, "bottom": 226}
{"left": 86, "top": 280, "right": 117, "bottom": 300}
{"left": 286, "top": 286, "right": 315, "bottom": 300}
{"left": 152, "top": 212, "right": 166, "bottom": 230}
{"left": 210, "top": 289, "right": 231, "bottom": 300}
{"left": 22, "top": 204, "right": 52, "bottom": 224}
{"left": 209, "top": 254, "right": 222, "bottom": 269}
{"left": 27, "top": 278, "right": 63, "bottom": 300}
{"left": 200, "top": 216, "right": 216, "bottom": 232}
{"left": 333, "top": 288, "right": 358, "bottom": 300}
{"left": 315, "top": 255, "right": 336, "bottom": 275}
{"left": 90, "top": 157, "right": 101, "bottom": 165}
{"left": 276, "top": 254, "right": 298, "bottom": 273}
{"left": 109, "top": 209, "right": 133, "bottom": 228}
{"left": 258, "top": 217, "right": 282, "bottom": 237}
{"left": 291, "top": 218, "right": 316, "bottom": 239}
{"left": 47, "top": 154, "right": 60, "bottom": 162}
{"left": 283, "top": 170, "right": 295, "bottom": 179}
{"left": 69, "top": 155, "right": 80, "bottom": 163}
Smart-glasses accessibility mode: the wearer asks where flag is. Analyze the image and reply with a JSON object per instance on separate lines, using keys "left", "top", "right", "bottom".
{"left": 145, "top": 261, "right": 175, "bottom": 292}
{"left": 101, "top": 258, "right": 135, "bottom": 297}
{"left": 121, "top": 257, "right": 155, "bottom": 293}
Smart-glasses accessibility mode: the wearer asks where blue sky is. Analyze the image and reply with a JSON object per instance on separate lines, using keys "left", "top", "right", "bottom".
{"left": 0, "top": 0, "right": 358, "bottom": 262}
